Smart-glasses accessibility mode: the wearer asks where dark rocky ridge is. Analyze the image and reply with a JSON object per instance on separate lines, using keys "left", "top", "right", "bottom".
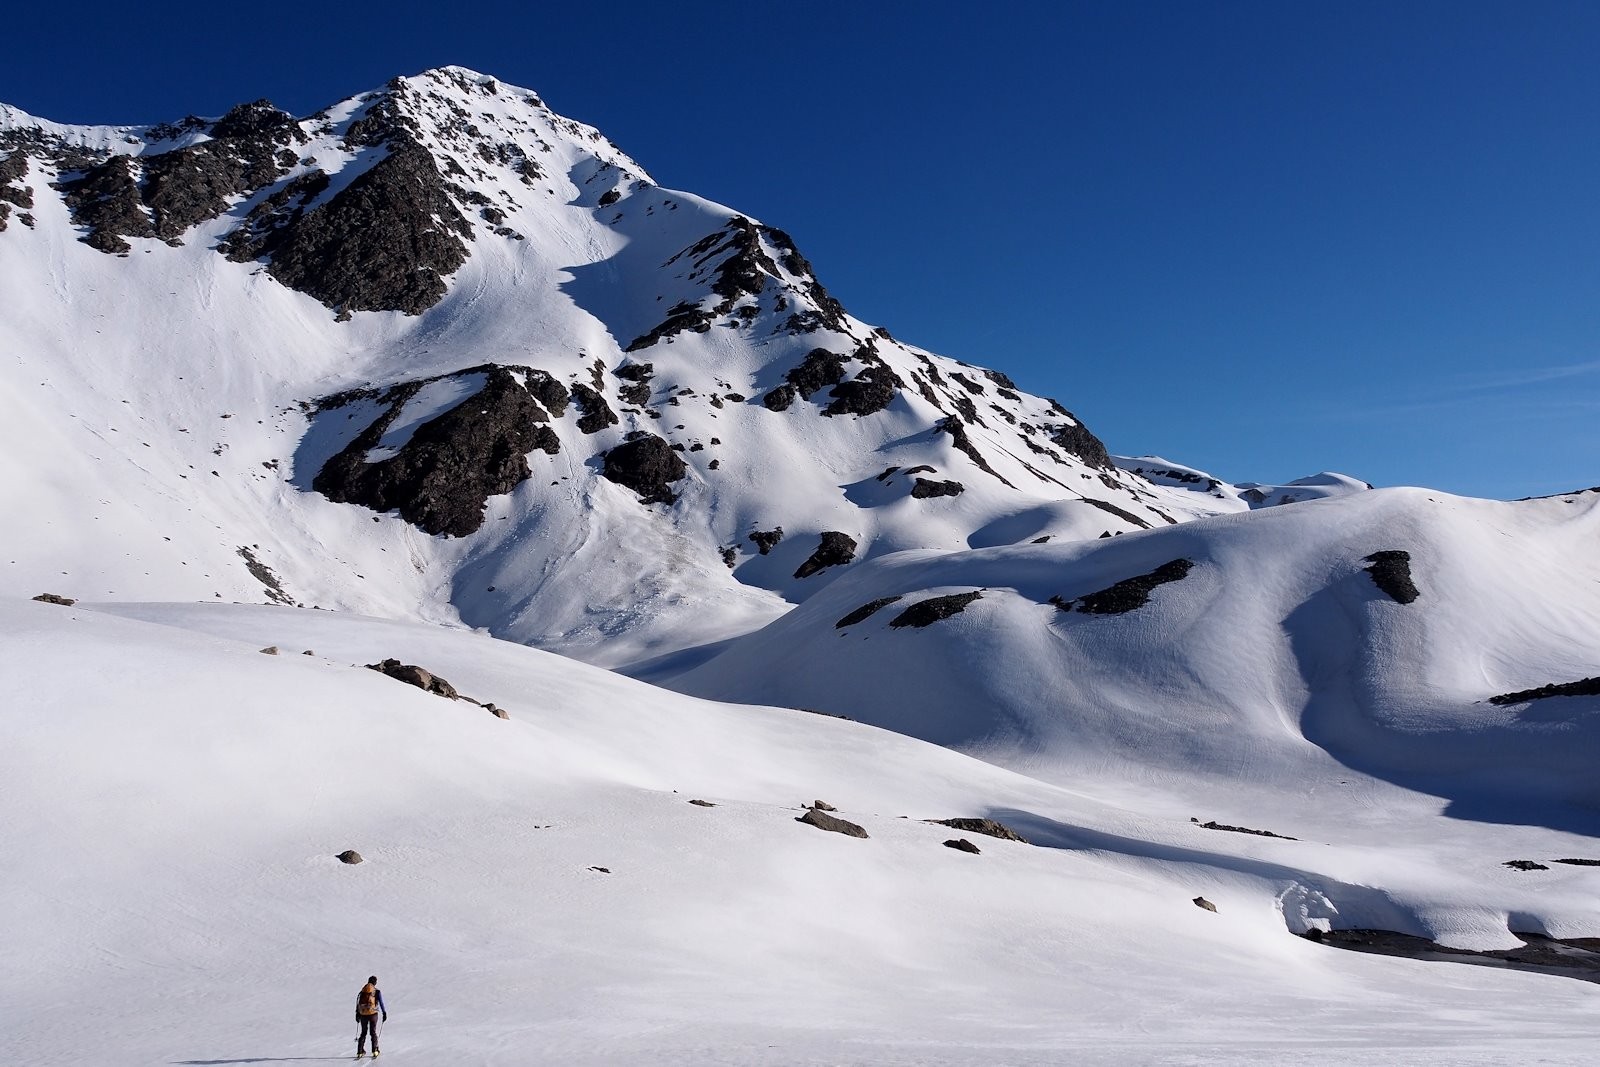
{"left": 836, "top": 595, "right": 903, "bottom": 628}
{"left": 1058, "top": 559, "right": 1194, "bottom": 615}
{"left": 1490, "top": 676, "right": 1600, "bottom": 706}
{"left": 1364, "top": 551, "right": 1420, "bottom": 604}
{"left": 890, "top": 591, "right": 984, "bottom": 628}
{"left": 56, "top": 100, "right": 304, "bottom": 254}
{"left": 793, "top": 532, "right": 857, "bottom": 579}
{"left": 314, "top": 366, "right": 559, "bottom": 537}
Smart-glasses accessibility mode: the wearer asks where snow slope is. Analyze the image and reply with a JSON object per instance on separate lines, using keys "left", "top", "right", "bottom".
{"left": 7, "top": 596, "right": 1600, "bottom": 1065}
{"left": 0, "top": 67, "right": 1339, "bottom": 667}
{"left": 666, "top": 486, "right": 1600, "bottom": 834}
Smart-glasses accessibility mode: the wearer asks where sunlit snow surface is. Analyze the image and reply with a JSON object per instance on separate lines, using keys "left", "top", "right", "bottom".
{"left": 4, "top": 598, "right": 1600, "bottom": 1065}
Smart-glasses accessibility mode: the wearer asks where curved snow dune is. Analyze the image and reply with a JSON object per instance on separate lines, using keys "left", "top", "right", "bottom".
{"left": 667, "top": 487, "right": 1600, "bottom": 827}
{"left": 6, "top": 599, "right": 1600, "bottom": 1064}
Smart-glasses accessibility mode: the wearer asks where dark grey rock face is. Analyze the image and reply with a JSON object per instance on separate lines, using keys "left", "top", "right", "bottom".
{"left": 1049, "top": 417, "right": 1113, "bottom": 470}
{"left": 1363, "top": 551, "right": 1420, "bottom": 604}
{"left": 600, "top": 434, "right": 688, "bottom": 505}
{"left": 762, "top": 385, "right": 797, "bottom": 411}
{"left": 796, "top": 808, "right": 869, "bottom": 838}
{"left": 889, "top": 591, "right": 984, "bottom": 628}
{"left": 59, "top": 99, "right": 303, "bottom": 253}
{"left": 614, "top": 362, "right": 653, "bottom": 406}
{"left": 929, "top": 818, "right": 1028, "bottom": 842}
{"left": 570, "top": 383, "right": 618, "bottom": 434}
{"left": 911, "top": 478, "right": 965, "bottom": 499}
{"left": 793, "top": 531, "right": 858, "bottom": 579}
{"left": 835, "top": 595, "right": 904, "bottom": 628}
{"left": 0, "top": 152, "right": 34, "bottom": 232}
{"left": 786, "top": 348, "right": 848, "bottom": 399}
{"left": 250, "top": 140, "right": 471, "bottom": 316}
{"left": 1061, "top": 559, "right": 1194, "bottom": 615}
{"left": 314, "top": 366, "right": 559, "bottom": 537}
{"left": 57, "top": 155, "right": 151, "bottom": 252}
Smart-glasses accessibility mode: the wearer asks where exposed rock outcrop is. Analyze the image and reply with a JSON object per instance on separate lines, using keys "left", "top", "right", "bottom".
{"left": 911, "top": 478, "right": 965, "bottom": 499}
{"left": 600, "top": 434, "right": 688, "bottom": 505}
{"left": 1057, "top": 559, "right": 1193, "bottom": 615}
{"left": 1364, "top": 551, "right": 1420, "bottom": 604}
{"left": 835, "top": 595, "right": 904, "bottom": 628}
{"left": 889, "top": 591, "right": 984, "bottom": 629}
{"left": 1490, "top": 676, "right": 1600, "bottom": 706}
{"left": 793, "top": 532, "right": 857, "bottom": 579}
{"left": 314, "top": 367, "right": 559, "bottom": 537}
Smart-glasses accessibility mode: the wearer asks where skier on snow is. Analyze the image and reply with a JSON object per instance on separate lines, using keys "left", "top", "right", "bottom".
{"left": 356, "top": 975, "right": 387, "bottom": 1057}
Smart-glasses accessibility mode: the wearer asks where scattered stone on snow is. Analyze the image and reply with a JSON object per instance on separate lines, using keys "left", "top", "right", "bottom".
{"left": 336, "top": 850, "right": 363, "bottom": 865}
{"left": 688, "top": 799, "right": 716, "bottom": 807}
{"left": 1504, "top": 860, "right": 1550, "bottom": 872}
{"left": 943, "top": 838, "right": 981, "bottom": 854}
{"left": 588, "top": 866, "right": 611, "bottom": 874}
{"left": 1363, "top": 550, "right": 1420, "bottom": 604}
{"left": 485, "top": 703, "right": 509, "bottom": 719}
{"left": 1555, "top": 858, "right": 1600, "bottom": 866}
{"left": 259, "top": 646, "right": 279, "bottom": 655}
{"left": 1193, "top": 896, "right": 1218, "bottom": 913}
{"left": 31, "top": 593, "right": 76, "bottom": 606}
{"left": 796, "top": 808, "right": 869, "bottom": 838}
{"left": 889, "top": 590, "right": 984, "bottom": 629}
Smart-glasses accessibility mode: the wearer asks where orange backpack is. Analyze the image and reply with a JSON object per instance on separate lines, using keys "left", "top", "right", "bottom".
{"left": 357, "top": 984, "right": 378, "bottom": 1015}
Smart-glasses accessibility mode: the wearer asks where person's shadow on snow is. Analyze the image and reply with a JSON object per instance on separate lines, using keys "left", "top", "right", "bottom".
{"left": 174, "top": 1059, "right": 351, "bottom": 1064}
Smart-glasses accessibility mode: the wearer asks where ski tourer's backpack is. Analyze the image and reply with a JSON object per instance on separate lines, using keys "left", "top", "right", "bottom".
{"left": 358, "top": 985, "right": 377, "bottom": 1014}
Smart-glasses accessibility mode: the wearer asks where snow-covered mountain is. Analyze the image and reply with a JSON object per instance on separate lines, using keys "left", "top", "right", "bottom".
{"left": 0, "top": 66, "right": 1360, "bottom": 668}
{"left": 7, "top": 67, "right": 1600, "bottom": 1064}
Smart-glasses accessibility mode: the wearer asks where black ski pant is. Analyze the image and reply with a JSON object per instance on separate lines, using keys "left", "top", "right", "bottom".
{"left": 357, "top": 1013, "right": 379, "bottom": 1052}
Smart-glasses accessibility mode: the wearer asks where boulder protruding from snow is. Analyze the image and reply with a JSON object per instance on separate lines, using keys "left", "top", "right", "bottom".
{"left": 600, "top": 434, "right": 688, "bottom": 505}
{"left": 366, "top": 658, "right": 460, "bottom": 699}
{"left": 796, "top": 807, "right": 868, "bottom": 838}
{"left": 809, "top": 799, "right": 837, "bottom": 812}
{"left": 944, "top": 838, "right": 981, "bottom": 854}
{"left": 1193, "top": 896, "right": 1217, "bottom": 913}
{"left": 336, "top": 850, "right": 363, "bottom": 865}
{"left": 31, "top": 593, "right": 76, "bottom": 607}
{"left": 835, "top": 595, "right": 904, "bottom": 629}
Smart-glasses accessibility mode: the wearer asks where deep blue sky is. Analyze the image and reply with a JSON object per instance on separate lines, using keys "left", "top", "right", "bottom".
{"left": 6, "top": 1, "right": 1598, "bottom": 498}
